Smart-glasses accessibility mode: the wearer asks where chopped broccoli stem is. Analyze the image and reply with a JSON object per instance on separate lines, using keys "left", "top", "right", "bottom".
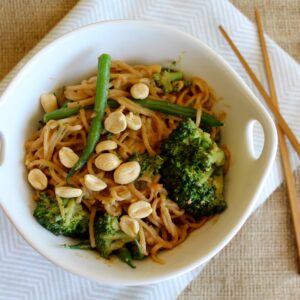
{"left": 160, "top": 118, "right": 227, "bottom": 218}
{"left": 33, "top": 192, "right": 89, "bottom": 237}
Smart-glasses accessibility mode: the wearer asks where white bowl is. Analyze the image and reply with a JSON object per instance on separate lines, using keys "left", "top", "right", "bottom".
{"left": 0, "top": 20, "right": 277, "bottom": 285}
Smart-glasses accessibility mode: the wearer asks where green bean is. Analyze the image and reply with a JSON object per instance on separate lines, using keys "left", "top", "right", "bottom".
{"left": 116, "top": 247, "right": 136, "bottom": 269}
{"left": 129, "top": 239, "right": 144, "bottom": 260}
{"left": 43, "top": 106, "right": 90, "bottom": 123}
{"left": 201, "top": 111, "right": 223, "bottom": 127}
{"left": 67, "top": 54, "right": 111, "bottom": 180}
{"left": 134, "top": 99, "right": 223, "bottom": 127}
{"left": 44, "top": 99, "right": 222, "bottom": 127}
{"left": 43, "top": 100, "right": 119, "bottom": 123}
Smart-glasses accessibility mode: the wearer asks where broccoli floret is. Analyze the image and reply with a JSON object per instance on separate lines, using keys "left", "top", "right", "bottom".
{"left": 153, "top": 69, "right": 184, "bottom": 94}
{"left": 129, "top": 153, "right": 165, "bottom": 177}
{"left": 94, "top": 214, "right": 134, "bottom": 259}
{"left": 160, "top": 118, "right": 226, "bottom": 218}
{"left": 33, "top": 192, "right": 89, "bottom": 237}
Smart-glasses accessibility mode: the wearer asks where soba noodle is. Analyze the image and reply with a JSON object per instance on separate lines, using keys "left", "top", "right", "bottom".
{"left": 25, "top": 60, "right": 227, "bottom": 263}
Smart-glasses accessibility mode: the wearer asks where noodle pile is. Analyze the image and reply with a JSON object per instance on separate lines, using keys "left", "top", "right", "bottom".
{"left": 25, "top": 61, "right": 224, "bottom": 263}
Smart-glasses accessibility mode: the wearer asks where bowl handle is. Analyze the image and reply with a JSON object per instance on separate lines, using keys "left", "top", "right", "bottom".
{"left": 0, "top": 130, "right": 5, "bottom": 205}
{"left": 0, "top": 98, "right": 5, "bottom": 167}
{"left": 0, "top": 131, "right": 4, "bottom": 167}
{"left": 0, "top": 102, "right": 7, "bottom": 172}
{"left": 247, "top": 108, "right": 278, "bottom": 174}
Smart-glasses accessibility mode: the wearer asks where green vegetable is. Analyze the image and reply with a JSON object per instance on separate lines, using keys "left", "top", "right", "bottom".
{"left": 63, "top": 240, "right": 92, "bottom": 250}
{"left": 94, "top": 213, "right": 134, "bottom": 259}
{"left": 153, "top": 69, "right": 184, "bottom": 93}
{"left": 43, "top": 100, "right": 119, "bottom": 123}
{"left": 43, "top": 99, "right": 222, "bottom": 127}
{"left": 160, "top": 118, "right": 227, "bottom": 219}
{"left": 129, "top": 152, "right": 165, "bottom": 178}
{"left": 128, "top": 239, "right": 144, "bottom": 260}
{"left": 43, "top": 106, "right": 88, "bottom": 123}
{"left": 133, "top": 99, "right": 223, "bottom": 127}
{"left": 67, "top": 54, "right": 111, "bottom": 180}
{"left": 116, "top": 247, "right": 136, "bottom": 269}
{"left": 33, "top": 192, "right": 89, "bottom": 237}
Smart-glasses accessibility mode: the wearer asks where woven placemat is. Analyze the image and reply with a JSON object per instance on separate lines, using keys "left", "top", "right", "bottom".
{"left": 0, "top": 1, "right": 299, "bottom": 299}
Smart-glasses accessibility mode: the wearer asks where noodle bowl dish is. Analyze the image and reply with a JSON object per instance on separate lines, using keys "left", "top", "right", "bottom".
{"left": 0, "top": 21, "right": 277, "bottom": 285}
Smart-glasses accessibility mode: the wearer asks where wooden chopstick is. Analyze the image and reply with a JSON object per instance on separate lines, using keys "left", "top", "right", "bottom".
{"left": 219, "top": 25, "right": 300, "bottom": 157}
{"left": 255, "top": 9, "right": 300, "bottom": 271}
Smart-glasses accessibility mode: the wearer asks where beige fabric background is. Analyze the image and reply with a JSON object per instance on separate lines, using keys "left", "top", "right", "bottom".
{"left": 1, "top": 1, "right": 300, "bottom": 299}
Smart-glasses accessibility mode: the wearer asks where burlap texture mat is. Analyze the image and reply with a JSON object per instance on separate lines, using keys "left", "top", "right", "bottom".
{"left": 1, "top": 1, "right": 299, "bottom": 299}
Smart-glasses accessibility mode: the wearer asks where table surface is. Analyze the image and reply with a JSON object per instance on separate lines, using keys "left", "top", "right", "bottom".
{"left": 1, "top": 1, "right": 300, "bottom": 299}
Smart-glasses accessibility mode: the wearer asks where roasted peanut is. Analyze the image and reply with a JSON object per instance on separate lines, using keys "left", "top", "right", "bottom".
{"left": 130, "top": 83, "right": 149, "bottom": 99}
{"left": 113, "top": 161, "right": 140, "bottom": 184}
{"left": 128, "top": 200, "right": 153, "bottom": 219}
{"left": 28, "top": 168, "right": 48, "bottom": 190}
{"left": 120, "top": 215, "right": 140, "bottom": 237}
{"left": 84, "top": 174, "right": 107, "bottom": 191}
{"left": 104, "top": 111, "right": 127, "bottom": 134}
{"left": 40, "top": 93, "right": 58, "bottom": 113}
{"left": 95, "top": 140, "right": 118, "bottom": 154}
{"left": 55, "top": 186, "right": 82, "bottom": 198}
{"left": 58, "top": 147, "right": 79, "bottom": 168}
{"left": 95, "top": 153, "right": 121, "bottom": 171}
{"left": 125, "top": 112, "right": 142, "bottom": 131}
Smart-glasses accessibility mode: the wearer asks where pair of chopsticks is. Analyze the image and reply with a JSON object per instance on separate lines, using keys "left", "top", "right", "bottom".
{"left": 219, "top": 10, "right": 300, "bottom": 272}
{"left": 219, "top": 25, "right": 300, "bottom": 157}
